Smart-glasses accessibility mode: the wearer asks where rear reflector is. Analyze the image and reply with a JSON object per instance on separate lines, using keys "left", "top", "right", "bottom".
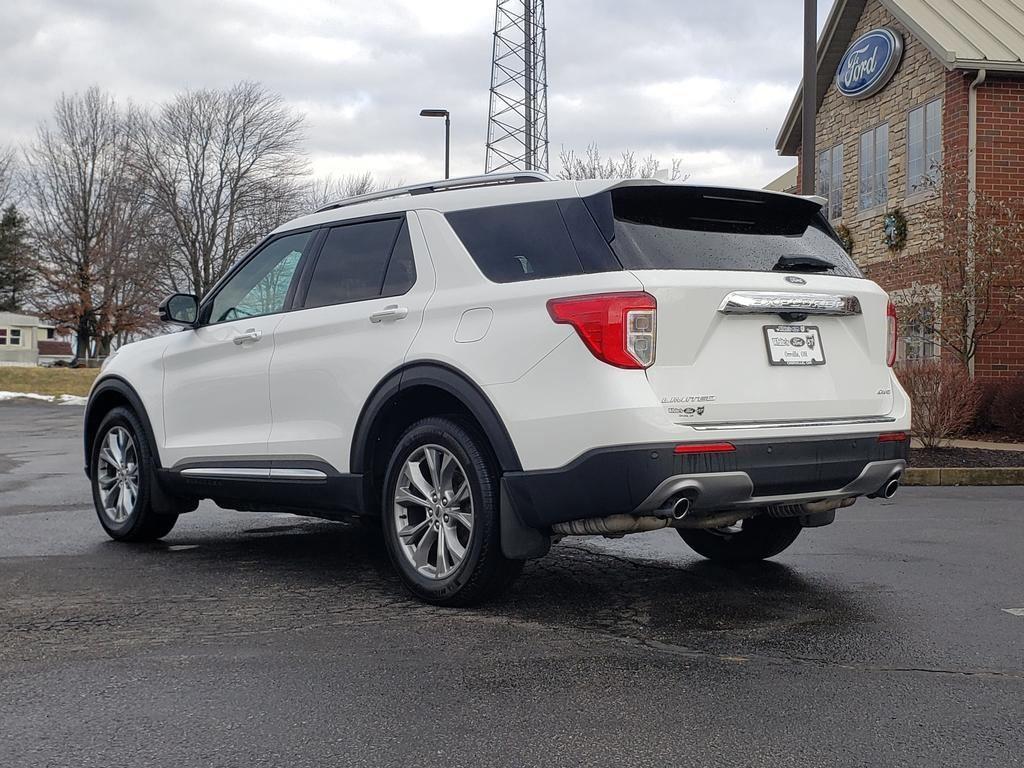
{"left": 886, "top": 300, "right": 898, "bottom": 367}
{"left": 877, "top": 432, "right": 908, "bottom": 443}
{"left": 674, "top": 442, "right": 736, "bottom": 455}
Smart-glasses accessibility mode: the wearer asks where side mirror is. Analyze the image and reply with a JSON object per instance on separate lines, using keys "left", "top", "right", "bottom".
{"left": 158, "top": 293, "right": 199, "bottom": 326}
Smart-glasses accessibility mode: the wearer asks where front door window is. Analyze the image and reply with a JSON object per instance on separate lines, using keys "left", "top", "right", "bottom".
{"left": 207, "top": 231, "right": 313, "bottom": 324}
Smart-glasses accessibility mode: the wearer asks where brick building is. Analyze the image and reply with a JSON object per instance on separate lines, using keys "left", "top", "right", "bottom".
{"left": 776, "top": 0, "right": 1024, "bottom": 382}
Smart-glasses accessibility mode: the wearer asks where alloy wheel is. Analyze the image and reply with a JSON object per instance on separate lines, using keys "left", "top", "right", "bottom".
{"left": 96, "top": 426, "right": 140, "bottom": 524}
{"left": 392, "top": 444, "right": 474, "bottom": 579}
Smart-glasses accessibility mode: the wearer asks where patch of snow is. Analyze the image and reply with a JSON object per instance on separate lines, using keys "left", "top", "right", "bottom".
{"left": 0, "top": 391, "right": 87, "bottom": 406}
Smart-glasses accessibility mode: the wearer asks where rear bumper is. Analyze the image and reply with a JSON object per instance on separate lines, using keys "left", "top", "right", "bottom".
{"left": 502, "top": 434, "right": 909, "bottom": 528}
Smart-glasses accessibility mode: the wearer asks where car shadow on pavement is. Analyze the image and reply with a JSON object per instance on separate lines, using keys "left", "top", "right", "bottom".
{"left": 134, "top": 515, "right": 869, "bottom": 651}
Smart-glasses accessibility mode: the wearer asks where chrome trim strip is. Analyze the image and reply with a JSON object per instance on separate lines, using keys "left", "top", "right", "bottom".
{"left": 689, "top": 415, "right": 897, "bottom": 431}
{"left": 180, "top": 467, "right": 271, "bottom": 479}
{"left": 179, "top": 467, "right": 328, "bottom": 481}
{"left": 718, "top": 291, "right": 862, "bottom": 316}
{"left": 269, "top": 468, "right": 328, "bottom": 480}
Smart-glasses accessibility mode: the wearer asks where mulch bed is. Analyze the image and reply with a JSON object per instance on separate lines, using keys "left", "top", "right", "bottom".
{"left": 910, "top": 447, "right": 1024, "bottom": 468}
{"left": 963, "top": 430, "right": 1024, "bottom": 444}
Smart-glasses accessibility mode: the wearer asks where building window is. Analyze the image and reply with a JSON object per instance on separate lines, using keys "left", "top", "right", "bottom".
{"left": 859, "top": 123, "right": 889, "bottom": 210}
{"left": 902, "top": 310, "right": 940, "bottom": 361}
{"left": 0, "top": 329, "right": 21, "bottom": 347}
{"left": 908, "top": 99, "right": 942, "bottom": 193}
{"left": 816, "top": 144, "right": 844, "bottom": 220}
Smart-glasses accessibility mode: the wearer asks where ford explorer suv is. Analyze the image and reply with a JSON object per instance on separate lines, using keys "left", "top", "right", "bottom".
{"left": 84, "top": 172, "right": 911, "bottom": 606}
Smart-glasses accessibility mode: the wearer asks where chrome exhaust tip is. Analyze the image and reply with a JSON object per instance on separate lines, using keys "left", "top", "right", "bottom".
{"left": 881, "top": 478, "right": 900, "bottom": 499}
{"left": 672, "top": 496, "right": 692, "bottom": 520}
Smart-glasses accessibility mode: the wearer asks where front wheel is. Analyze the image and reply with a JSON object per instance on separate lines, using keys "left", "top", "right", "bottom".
{"left": 91, "top": 407, "right": 178, "bottom": 542}
{"left": 381, "top": 417, "right": 522, "bottom": 606}
{"left": 677, "top": 516, "right": 802, "bottom": 563}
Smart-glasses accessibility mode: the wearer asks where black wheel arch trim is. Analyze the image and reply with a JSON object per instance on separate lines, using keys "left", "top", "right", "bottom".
{"left": 84, "top": 375, "right": 163, "bottom": 476}
{"left": 350, "top": 361, "right": 523, "bottom": 475}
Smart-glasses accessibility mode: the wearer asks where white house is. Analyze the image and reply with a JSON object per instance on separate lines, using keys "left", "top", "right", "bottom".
{"left": 0, "top": 311, "right": 73, "bottom": 367}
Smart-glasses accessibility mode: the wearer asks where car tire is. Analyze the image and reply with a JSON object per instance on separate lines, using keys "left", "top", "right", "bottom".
{"left": 677, "top": 515, "right": 802, "bottom": 563}
{"left": 381, "top": 416, "right": 522, "bottom": 606}
{"left": 90, "top": 407, "right": 179, "bottom": 542}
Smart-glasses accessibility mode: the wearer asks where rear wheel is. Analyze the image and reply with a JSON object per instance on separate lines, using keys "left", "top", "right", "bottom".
{"left": 91, "top": 407, "right": 178, "bottom": 542}
{"left": 381, "top": 417, "right": 522, "bottom": 606}
{"left": 677, "top": 516, "right": 801, "bottom": 563}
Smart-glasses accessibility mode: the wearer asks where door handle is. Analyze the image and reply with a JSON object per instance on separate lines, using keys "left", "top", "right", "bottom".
{"left": 233, "top": 328, "right": 263, "bottom": 345}
{"left": 369, "top": 305, "right": 409, "bottom": 324}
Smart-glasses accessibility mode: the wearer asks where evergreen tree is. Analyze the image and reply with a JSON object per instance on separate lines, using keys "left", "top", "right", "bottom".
{"left": 0, "top": 204, "right": 32, "bottom": 312}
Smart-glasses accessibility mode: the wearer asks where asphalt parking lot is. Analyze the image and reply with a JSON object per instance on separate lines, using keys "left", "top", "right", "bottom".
{"left": 1, "top": 400, "right": 1022, "bottom": 767}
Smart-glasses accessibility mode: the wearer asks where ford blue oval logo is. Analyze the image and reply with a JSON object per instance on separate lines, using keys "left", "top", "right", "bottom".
{"left": 835, "top": 28, "right": 903, "bottom": 100}
{"left": 785, "top": 276, "right": 806, "bottom": 285}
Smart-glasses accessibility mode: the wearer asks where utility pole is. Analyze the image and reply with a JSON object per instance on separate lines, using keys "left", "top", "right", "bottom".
{"left": 801, "top": 0, "right": 817, "bottom": 196}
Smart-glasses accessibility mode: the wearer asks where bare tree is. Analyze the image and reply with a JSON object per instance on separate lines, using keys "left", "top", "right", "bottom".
{"left": 23, "top": 88, "right": 161, "bottom": 358}
{"left": 558, "top": 144, "right": 685, "bottom": 181}
{"left": 135, "top": 81, "right": 309, "bottom": 297}
{"left": 0, "top": 146, "right": 15, "bottom": 208}
{"left": 894, "top": 167, "right": 1024, "bottom": 373}
{"left": 303, "top": 172, "right": 395, "bottom": 211}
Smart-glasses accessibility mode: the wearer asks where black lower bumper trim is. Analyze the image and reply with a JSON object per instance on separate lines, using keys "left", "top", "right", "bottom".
{"left": 502, "top": 434, "right": 910, "bottom": 528}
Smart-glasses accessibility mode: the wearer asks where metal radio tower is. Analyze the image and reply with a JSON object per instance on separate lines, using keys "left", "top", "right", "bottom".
{"left": 485, "top": 0, "right": 549, "bottom": 173}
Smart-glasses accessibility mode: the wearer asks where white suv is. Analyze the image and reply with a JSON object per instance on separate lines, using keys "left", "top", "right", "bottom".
{"left": 84, "top": 172, "right": 910, "bottom": 605}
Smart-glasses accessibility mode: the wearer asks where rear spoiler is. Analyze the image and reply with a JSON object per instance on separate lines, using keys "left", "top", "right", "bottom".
{"left": 573, "top": 179, "right": 830, "bottom": 212}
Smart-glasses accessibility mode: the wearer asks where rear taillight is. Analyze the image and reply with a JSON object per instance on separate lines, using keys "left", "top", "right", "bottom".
{"left": 547, "top": 292, "right": 657, "bottom": 369}
{"left": 886, "top": 300, "right": 898, "bottom": 367}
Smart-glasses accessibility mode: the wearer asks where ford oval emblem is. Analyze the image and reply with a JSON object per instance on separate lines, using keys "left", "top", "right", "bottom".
{"left": 835, "top": 28, "right": 903, "bottom": 100}
{"left": 785, "top": 276, "right": 807, "bottom": 285}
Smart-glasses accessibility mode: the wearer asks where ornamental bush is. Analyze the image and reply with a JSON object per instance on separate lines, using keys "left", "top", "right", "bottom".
{"left": 895, "top": 359, "right": 980, "bottom": 449}
{"left": 990, "top": 374, "right": 1024, "bottom": 437}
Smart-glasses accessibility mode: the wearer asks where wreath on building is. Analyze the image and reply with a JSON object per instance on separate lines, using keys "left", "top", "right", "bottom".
{"left": 835, "top": 224, "right": 854, "bottom": 255}
{"left": 883, "top": 209, "right": 908, "bottom": 252}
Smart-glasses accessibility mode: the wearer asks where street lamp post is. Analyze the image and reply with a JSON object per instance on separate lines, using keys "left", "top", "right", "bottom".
{"left": 801, "top": 0, "right": 817, "bottom": 197}
{"left": 419, "top": 109, "right": 450, "bottom": 180}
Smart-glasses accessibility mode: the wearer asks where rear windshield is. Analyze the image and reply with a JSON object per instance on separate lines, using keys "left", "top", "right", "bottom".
{"left": 587, "top": 186, "right": 863, "bottom": 278}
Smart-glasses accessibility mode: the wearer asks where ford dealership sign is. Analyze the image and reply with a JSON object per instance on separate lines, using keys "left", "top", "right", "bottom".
{"left": 835, "top": 28, "right": 903, "bottom": 100}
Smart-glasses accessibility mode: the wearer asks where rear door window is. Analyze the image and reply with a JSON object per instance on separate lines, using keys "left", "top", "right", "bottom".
{"left": 303, "top": 218, "right": 414, "bottom": 309}
{"left": 590, "top": 186, "right": 862, "bottom": 278}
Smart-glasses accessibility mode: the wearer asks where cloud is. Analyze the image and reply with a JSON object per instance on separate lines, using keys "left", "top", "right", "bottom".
{"left": 0, "top": 0, "right": 836, "bottom": 188}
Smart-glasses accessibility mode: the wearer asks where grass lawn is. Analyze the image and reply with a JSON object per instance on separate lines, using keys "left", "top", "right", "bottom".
{"left": 0, "top": 367, "right": 100, "bottom": 397}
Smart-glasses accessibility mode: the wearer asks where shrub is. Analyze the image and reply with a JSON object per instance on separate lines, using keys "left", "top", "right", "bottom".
{"left": 990, "top": 374, "right": 1024, "bottom": 436}
{"left": 972, "top": 381, "right": 999, "bottom": 432}
{"left": 895, "top": 359, "right": 980, "bottom": 448}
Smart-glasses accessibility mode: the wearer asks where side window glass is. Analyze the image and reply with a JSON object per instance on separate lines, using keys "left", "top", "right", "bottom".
{"left": 207, "top": 231, "right": 312, "bottom": 324}
{"left": 382, "top": 221, "right": 417, "bottom": 297}
{"left": 304, "top": 218, "right": 403, "bottom": 309}
{"left": 446, "top": 201, "right": 586, "bottom": 283}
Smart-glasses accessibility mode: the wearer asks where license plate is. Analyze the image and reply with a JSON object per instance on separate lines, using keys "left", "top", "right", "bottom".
{"left": 763, "top": 325, "right": 826, "bottom": 366}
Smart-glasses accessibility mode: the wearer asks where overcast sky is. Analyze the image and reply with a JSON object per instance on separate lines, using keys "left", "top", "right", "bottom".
{"left": 2, "top": 0, "right": 836, "bottom": 188}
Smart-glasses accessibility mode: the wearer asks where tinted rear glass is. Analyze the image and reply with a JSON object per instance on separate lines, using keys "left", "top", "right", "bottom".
{"left": 590, "top": 186, "right": 862, "bottom": 278}
{"left": 445, "top": 200, "right": 618, "bottom": 283}
{"left": 304, "top": 218, "right": 403, "bottom": 308}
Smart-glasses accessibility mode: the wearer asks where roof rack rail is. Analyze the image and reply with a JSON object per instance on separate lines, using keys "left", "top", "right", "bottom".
{"left": 314, "top": 171, "right": 555, "bottom": 213}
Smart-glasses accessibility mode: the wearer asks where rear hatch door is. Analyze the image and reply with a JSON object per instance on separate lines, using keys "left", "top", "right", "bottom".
{"left": 587, "top": 184, "right": 894, "bottom": 426}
